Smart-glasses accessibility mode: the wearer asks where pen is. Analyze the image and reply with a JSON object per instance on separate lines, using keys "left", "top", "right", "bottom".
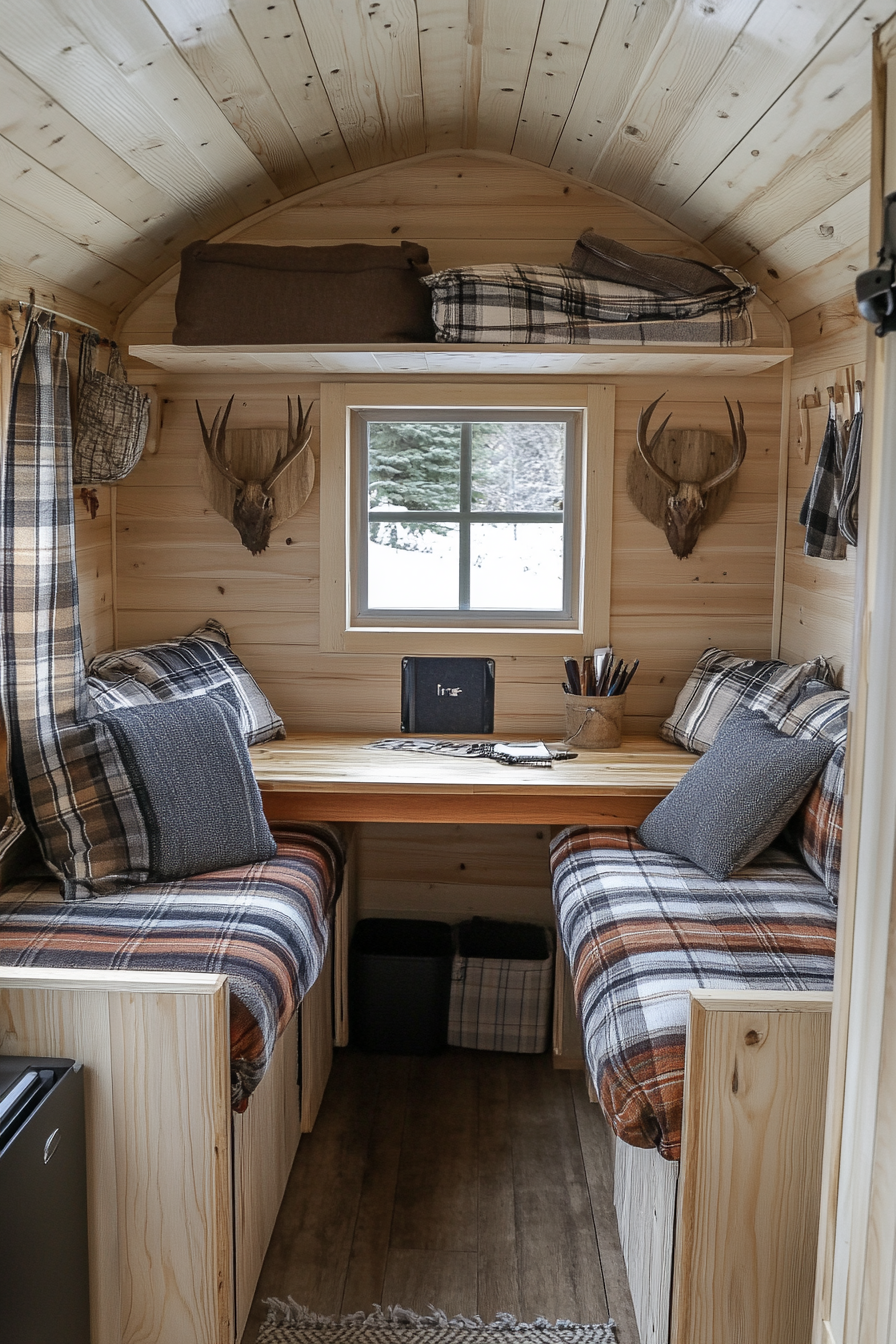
{"left": 563, "top": 657, "right": 582, "bottom": 695}
{"left": 621, "top": 659, "right": 640, "bottom": 692}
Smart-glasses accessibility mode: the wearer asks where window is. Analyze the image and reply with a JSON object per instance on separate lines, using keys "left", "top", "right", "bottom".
{"left": 320, "top": 383, "right": 614, "bottom": 654}
{"left": 358, "top": 411, "right": 576, "bottom": 621}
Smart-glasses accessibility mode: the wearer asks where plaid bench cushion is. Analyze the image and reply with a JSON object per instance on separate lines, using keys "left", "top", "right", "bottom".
{"left": 0, "top": 823, "right": 343, "bottom": 1107}
{"left": 550, "top": 826, "right": 837, "bottom": 1160}
{"left": 421, "top": 263, "right": 755, "bottom": 345}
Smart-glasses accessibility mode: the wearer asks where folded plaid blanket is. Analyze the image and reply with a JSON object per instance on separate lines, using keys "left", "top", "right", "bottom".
{"left": 551, "top": 826, "right": 836, "bottom": 1160}
{"left": 422, "top": 263, "right": 756, "bottom": 344}
{"left": 0, "top": 823, "right": 343, "bottom": 1107}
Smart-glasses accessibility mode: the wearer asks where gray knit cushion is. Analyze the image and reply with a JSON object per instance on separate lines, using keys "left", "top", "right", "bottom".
{"left": 638, "top": 712, "right": 835, "bottom": 880}
{"left": 100, "top": 696, "right": 276, "bottom": 881}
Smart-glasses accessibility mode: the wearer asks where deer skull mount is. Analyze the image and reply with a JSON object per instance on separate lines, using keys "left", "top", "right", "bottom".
{"left": 627, "top": 393, "right": 747, "bottom": 560}
{"left": 196, "top": 394, "right": 315, "bottom": 555}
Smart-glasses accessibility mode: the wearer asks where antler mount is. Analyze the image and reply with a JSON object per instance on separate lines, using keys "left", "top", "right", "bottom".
{"left": 628, "top": 392, "right": 747, "bottom": 560}
{"left": 196, "top": 395, "right": 315, "bottom": 555}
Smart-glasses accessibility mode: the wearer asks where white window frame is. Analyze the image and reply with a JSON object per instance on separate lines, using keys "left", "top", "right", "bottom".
{"left": 319, "top": 382, "right": 614, "bottom": 655}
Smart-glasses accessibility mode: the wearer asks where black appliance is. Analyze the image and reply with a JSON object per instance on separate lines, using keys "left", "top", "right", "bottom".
{"left": 0, "top": 1056, "right": 90, "bottom": 1344}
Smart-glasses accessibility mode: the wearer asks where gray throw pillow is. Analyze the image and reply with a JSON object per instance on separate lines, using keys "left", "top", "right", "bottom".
{"left": 638, "top": 712, "right": 835, "bottom": 881}
{"left": 100, "top": 696, "right": 276, "bottom": 882}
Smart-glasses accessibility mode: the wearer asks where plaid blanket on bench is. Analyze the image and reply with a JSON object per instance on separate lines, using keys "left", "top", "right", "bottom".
{"left": 0, "top": 822, "right": 342, "bottom": 1107}
{"left": 551, "top": 826, "right": 837, "bottom": 1160}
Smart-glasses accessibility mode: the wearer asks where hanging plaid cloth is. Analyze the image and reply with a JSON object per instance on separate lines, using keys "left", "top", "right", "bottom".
{"left": 800, "top": 402, "right": 847, "bottom": 560}
{"left": 837, "top": 396, "right": 863, "bottom": 548}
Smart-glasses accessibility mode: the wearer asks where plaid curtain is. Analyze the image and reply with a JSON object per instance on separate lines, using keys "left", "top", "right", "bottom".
{"left": 0, "top": 314, "right": 149, "bottom": 897}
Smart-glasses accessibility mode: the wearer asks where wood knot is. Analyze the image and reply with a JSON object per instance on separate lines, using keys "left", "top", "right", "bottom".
{"left": 745, "top": 1029, "right": 761, "bottom": 1046}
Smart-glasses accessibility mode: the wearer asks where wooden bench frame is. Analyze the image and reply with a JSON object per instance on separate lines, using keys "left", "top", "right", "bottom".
{"left": 0, "top": 890, "right": 347, "bottom": 1344}
{"left": 613, "top": 990, "right": 833, "bottom": 1344}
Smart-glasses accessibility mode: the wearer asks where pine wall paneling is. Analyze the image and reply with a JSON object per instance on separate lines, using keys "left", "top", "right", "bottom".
{"left": 777, "top": 308, "right": 870, "bottom": 683}
{"left": 118, "top": 156, "right": 787, "bottom": 740}
{"left": 117, "top": 154, "right": 789, "bottom": 925}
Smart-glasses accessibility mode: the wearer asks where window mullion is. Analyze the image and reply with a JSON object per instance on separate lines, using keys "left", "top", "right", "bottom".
{"left": 459, "top": 422, "right": 472, "bottom": 610}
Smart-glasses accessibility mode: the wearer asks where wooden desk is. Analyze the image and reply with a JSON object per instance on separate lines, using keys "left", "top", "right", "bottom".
{"left": 252, "top": 733, "right": 696, "bottom": 825}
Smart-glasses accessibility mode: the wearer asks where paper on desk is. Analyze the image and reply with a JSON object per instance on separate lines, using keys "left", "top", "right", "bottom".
{"left": 366, "top": 739, "right": 576, "bottom": 766}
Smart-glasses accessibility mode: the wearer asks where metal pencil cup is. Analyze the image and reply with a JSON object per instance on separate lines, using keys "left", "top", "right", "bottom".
{"left": 564, "top": 692, "right": 626, "bottom": 750}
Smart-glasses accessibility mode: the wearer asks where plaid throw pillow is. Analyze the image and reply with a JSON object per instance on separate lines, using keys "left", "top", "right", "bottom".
{"left": 776, "top": 681, "right": 850, "bottom": 898}
{"left": 88, "top": 620, "right": 285, "bottom": 746}
{"left": 660, "top": 648, "right": 834, "bottom": 754}
{"left": 23, "top": 717, "right": 153, "bottom": 900}
{"left": 86, "top": 674, "right": 159, "bottom": 714}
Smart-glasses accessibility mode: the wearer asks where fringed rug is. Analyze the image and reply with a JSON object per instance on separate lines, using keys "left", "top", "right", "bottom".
{"left": 258, "top": 1304, "right": 616, "bottom": 1344}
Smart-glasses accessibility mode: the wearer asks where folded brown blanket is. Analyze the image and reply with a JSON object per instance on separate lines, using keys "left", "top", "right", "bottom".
{"left": 174, "top": 239, "right": 435, "bottom": 344}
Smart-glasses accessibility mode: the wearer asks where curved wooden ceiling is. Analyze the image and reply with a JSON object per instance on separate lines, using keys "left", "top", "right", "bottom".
{"left": 0, "top": 0, "right": 881, "bottom": 329}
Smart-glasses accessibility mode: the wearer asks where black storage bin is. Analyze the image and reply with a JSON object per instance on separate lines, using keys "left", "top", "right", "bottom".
{"left": 350, "top": 918, "right": 453, "bottom": 1055}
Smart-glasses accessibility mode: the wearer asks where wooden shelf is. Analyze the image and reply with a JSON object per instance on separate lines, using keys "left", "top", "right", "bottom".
{"left": 128, "top": 342, "right": 792, "bottom": 378}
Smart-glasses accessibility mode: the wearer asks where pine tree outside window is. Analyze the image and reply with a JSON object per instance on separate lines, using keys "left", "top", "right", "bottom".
{"left": 355, "top": 410, "right": 576, "bottom": 621}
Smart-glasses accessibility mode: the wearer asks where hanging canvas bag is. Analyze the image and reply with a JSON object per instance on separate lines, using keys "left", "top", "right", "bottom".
{"left": 72, "top": 335, "right": 149, "bottom": 484}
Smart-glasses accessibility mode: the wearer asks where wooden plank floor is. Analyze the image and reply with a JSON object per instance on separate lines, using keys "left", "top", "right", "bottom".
{"left": 244, "top": 1050, "right": 639, "bottom": 1343}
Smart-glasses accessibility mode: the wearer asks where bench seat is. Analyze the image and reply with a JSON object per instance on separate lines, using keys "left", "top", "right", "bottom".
{"left": 0, "top": 822, "right": 343, "bottom": 1106}
{"left": 550, "top": 824, "right": 837, "bottom": 1160}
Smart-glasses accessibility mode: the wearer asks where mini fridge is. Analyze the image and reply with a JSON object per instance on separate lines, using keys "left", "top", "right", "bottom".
{"left": 0, "top": 1056, "right": 90, "bottom": 1344}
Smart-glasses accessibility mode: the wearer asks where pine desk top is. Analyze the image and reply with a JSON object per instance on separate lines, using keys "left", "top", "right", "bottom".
{"left": 251, "top": 734, "right": 696, "bottom": 825}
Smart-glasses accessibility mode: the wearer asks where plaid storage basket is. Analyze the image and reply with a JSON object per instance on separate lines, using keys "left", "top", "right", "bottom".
{"left": 73, "top": 335, "right": 149, "bottom": 484}
{"left": 448, "top": 920, "right": 554, "bottom": 1053}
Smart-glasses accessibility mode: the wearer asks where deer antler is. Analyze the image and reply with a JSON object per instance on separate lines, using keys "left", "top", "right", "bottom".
{"left": 636, "top": 392, "right": 676, "bottom": 491}
{"left": 702, "top": 398, "right": 747, "bottom": 491}
{"left": 263, "top": 396, "right": 314, "bottom": 492}
{"left": 196, "top": 396, "right": 242, "bottom": 489}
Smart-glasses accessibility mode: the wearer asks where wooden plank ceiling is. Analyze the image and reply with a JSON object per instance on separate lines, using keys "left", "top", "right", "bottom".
{"left": 0, "top": 0, "right": 882, "bottom": 331}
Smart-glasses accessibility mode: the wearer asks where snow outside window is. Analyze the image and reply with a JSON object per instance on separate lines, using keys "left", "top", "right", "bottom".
{"left": 355, "top": 410, "right": 577, "bottom": 623}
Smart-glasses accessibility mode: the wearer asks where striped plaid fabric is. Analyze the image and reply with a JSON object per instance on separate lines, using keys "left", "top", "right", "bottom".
{"left": 800, "top": 409, "right": 848, "bottom": 560}
{"left": 421, "top": 264, "right": 755, "bottom": 344}
{"left": 86, "top": 674, "right": 160, "bottom": 713}
{"left": 660, "top": 647, "right": 833, "bottom": 754}
{"left": 777, "top": 681, "right": 850, "bottom": 897}
{"left": 0, "top": 824, "right": 342, "bottom": 1106}
{"left": 550, "top": 826, "right": 837, "bottom": 1160}
{"left": 0, "top": 316, "right": 151, "bottom": 898}
{"left": 88, "top": 618, "right": 285, "bottom": 747}
{"left": 543, "top": 310, "right": 754, "bottom": 346}
{"left": 448, "top": 942, "right": 554, "bottom": 1053}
